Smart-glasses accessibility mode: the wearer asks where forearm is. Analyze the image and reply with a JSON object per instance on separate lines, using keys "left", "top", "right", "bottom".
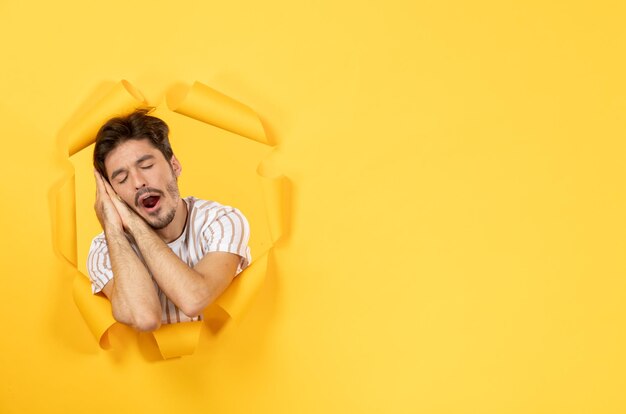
{"left": 105, "top": 227, "right": 162, "bottom": 331}
{"left": 128, "top": 219, "right": 218, "bottom": 317}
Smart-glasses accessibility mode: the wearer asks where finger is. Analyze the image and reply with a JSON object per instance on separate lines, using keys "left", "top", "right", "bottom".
{"left": 94, "top": 170, "right": 105, "bottom": 196}
{"left": 107, "top": 188, "right": 124, "bottom": 210}
{"left": 101, "top": 174, "right": 115, "bottom": 193}
{"left": 101, "top": 179, "right": 130, "bottom": 210}
{"left": 102, "top": 186, "right": 118, "bottom": 210}
{"left": 100, "top": 175, "right": 117, "bottom": 198}
{"left": 94, "top": 171, "right": 112, "bottom": 203}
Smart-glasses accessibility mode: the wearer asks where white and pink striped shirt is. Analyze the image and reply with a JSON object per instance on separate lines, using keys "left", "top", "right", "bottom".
{"left": 87, "top": 196, "right": 251, "bottom": 324}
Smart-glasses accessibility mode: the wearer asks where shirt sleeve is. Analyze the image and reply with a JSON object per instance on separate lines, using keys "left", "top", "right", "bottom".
{"left": 200, "top": 206, "right": 251, "bottom": 275}
{"left": 86, "top": 234, "right": 114, "bottom": 294}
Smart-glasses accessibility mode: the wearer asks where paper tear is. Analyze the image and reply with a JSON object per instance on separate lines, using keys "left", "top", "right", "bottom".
{"left": 55, "top": 175, "right": 77, "bottom": 266}
{"left": 53, "top": 80, "right": 287, "bottom": 359}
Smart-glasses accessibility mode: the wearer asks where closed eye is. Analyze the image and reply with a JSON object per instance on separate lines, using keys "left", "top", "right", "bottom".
{"left": 118, "top": 175, "right": 128, "bottom": 184}
{"left": 141, "top": 164, "right": 154, "bottom": 169}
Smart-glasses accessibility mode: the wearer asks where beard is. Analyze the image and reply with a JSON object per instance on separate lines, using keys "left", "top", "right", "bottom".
{"left": 142, "top": 172, "right": 180, "bottom": 230}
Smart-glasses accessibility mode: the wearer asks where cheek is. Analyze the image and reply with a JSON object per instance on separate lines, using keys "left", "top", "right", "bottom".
{"left": 113, "top": 186, "right": 135, "bottom": 206}
{"left": 122, "top": 192, "right": 136, "bottom": 206}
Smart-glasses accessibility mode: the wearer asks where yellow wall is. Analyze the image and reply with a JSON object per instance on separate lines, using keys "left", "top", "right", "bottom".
{"left": 1, "top": 1, "right": 626, "bottom": 412}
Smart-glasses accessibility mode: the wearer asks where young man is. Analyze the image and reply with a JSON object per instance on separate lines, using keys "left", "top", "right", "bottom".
{"left": 87, "top": 108, "right": 251, "bottom": 332}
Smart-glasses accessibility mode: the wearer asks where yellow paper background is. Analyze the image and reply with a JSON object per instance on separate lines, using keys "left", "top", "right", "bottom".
{"left": 2, "top": 1, "right": 626, "bottom": 413}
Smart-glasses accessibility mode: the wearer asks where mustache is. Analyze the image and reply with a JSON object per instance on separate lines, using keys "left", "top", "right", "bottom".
{"left": 135, "top": 187, "right": 165, "bottom": 207}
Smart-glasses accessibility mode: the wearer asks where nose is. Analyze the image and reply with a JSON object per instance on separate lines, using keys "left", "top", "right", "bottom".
{"left": 130, "top": 169, "right": 148, "bottom": 190}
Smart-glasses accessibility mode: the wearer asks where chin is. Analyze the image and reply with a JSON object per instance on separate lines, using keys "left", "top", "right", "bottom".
{"left": 147, "top": 209, "right": 177, "bottom": 230}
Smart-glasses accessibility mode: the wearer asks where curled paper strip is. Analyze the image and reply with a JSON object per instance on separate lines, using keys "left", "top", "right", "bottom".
{"left": 64, "top": 80, "right": 146, "bottom": 156}
{"left": 72, "top": 272, "right": 115, "bottom": 349}
{"left": 214, "top": 251, "right": 269, "bottom": 321}
{"left": 54, "top": 80, "right": 286, "bottom": 359}
{"left": 168, "top": 82, "right": 268, "bottom": 145}
{"left": 152, "top": 321, "right": 203, "bottom": 359}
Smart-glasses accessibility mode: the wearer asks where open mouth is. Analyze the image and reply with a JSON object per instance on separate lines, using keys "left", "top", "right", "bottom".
{"left": 141, "top": 195, "right": 161, "bottom": 212}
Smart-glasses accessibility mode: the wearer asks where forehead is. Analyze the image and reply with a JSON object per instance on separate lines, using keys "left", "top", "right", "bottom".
{"left": 104, "top": 139, "right": 161, "bottom": 170}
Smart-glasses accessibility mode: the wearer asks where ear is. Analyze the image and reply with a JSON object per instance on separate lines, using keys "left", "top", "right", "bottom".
{"left": 170, "top": 155, "right": 182, "bottom": 177}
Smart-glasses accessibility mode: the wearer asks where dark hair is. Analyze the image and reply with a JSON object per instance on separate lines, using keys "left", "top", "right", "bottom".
{"left": 93, "top": 108, "right": 174, "bottom": 178}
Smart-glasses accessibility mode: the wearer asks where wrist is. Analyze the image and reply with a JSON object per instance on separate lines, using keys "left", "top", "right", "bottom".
{"left": 104, "top": 225, "right": 128, "bottom": 245}
{"left": 103, "top": 219, "right": 124, "bottom": 235}
{"left": 125, "top": 214, "right": 149, "bottom": 238}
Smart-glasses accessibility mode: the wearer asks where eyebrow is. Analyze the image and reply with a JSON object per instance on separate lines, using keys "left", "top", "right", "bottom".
{"left": 110, "top": 154, "right": 156, "bottom": 181}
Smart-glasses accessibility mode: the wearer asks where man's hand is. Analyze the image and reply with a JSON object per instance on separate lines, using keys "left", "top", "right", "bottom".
{"left": 94, "top": 170, "right": 124, "bottom": 233}
{"left": 93, "top": 170, "right": 162, "bottom": 331}
{"left": 94, "top": 170, "right": 140, "bottom": 233}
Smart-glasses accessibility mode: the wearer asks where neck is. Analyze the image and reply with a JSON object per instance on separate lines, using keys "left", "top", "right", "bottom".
{"left": 156, "top": 198, "right": 188, "bottom": 243}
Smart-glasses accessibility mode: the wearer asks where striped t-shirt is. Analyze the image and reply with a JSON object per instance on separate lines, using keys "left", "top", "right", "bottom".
{"left": 87, "top": 196, "right": 251, "bottom": 324}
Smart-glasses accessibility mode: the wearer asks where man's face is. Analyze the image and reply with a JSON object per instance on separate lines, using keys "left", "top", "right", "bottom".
{"left": 104, "top": 138, "right": 182, "bottom": 229}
